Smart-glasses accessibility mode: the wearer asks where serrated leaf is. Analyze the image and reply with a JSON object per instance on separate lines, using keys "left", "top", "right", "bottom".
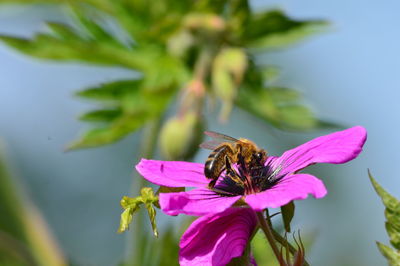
{"left": 370, "top": 171, "right": 400, "bottom": 254}
{"left": 69, "top": 3, "right": 116, "bottom": 42}
{"left": 76, "top": 80, "right": 140, "bottom": 101}
{"left": 281, "top": 201, "right": 295, "bottom": 232}
{"left": 79, "top": 109, "right": 122, "bottom": 122}
{"left": 0, "top": 34, "right": 147, "bottom": 70}
{"left": 278, "top": 104, "right": 317, "bottom": 130}
{"left": 370, "top": 171, "right": 400, "bottom": 214}
{"left": 67, "top": 114, "right": 148, "bottom": 149}
{"left": 269, "top": 87, "right": 300, "bottom": 103}
{"left": 376, "top": 242, "right": 400, "bottom": 266}
{"left": 46, "top": 22, "right": 81, "bottom": 40}
{"left": 236, "top": 86, "right": 320, "bottom": 131}
{"left": 386, "top": 222, "right": 400, "bottom": 250}
{"left": 244, "top": 9, "right": 329, "bottom": 50}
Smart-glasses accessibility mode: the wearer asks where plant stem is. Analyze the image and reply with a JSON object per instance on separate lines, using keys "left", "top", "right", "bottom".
{"left": 256, "top": 212, "right": 287, "bottom": 266}
{"left": 126, "top": 119, "right": 161, "bottom": 265}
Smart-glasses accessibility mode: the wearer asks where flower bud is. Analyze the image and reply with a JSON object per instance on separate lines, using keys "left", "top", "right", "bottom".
{"left": 159, "top": 112, "right": 204, "bottom": 160}
{"left": 212, "top": 48, "right": 247, "bottom": 122}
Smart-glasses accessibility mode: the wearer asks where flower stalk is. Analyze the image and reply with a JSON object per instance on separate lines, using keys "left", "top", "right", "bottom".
{"left": 256, "top": 211, "right": 287, "bottom": 266}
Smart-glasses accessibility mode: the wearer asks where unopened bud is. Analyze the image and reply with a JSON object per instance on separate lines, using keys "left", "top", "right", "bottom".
{"left": 184, "top": 13, "right": 226, "bottom": 33}
{"left": 212, "top": 48, "right": 247, "bottom": 122}
{"left": 159, "top": 112, "right": 204, "bottom": 160}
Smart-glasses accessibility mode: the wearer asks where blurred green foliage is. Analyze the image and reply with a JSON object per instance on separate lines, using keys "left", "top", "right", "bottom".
{"left": 0, "top": 145, "right": 66, "bottom": 266}
{"left": 0, "top": 1, "right": 335, "bottom": 265}
{"left": 370, "top": 171, "right": 400, "bottom": 265}
{"left": 0, "top": 0, "right": 330, "bottom": 156}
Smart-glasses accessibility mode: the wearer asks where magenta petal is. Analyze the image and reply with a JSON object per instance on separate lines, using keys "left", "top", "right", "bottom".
{"left": 271, "top": 126, "right": 367, "bottom": 175}
{"left": 136, "top": 159, "right": 208, "bottom": 187}
{"left": 250, "top": 254, "right": 257, "bottom": 266}
{"left": 179, "top": 208, "right": 257, "bottom": 266}
{"left": 159, "top": 188, "right": 241, "bottom": 216}
{"left": 245, "top": 173, "right": 327, "bottom": 210}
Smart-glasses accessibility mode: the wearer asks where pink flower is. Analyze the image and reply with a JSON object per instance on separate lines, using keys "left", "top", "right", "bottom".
{"left": 136, "top": 126, "right": 367, "bottom": 216}
{"left": 179, "top": 207, "right": 257, "bottom": 266}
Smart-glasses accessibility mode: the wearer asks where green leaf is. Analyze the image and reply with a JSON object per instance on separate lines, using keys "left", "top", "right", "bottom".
{"left": 281, "top": 201, "right": 295, "bottom": 233}
{"left": 278, "top": 104, "right": 317, "bottom": 130}
{"left": 370, "top": 171, "right": 400, "bottom": 254}
{"left": 236, "top": 86, "right": 319, "bottom": 131}
{"left": 78, "top": 109, "right": 122, "bottom": 122}
{"left": 70, "top": 83, "right": 176, "bottom": 149}
{"left": 46, "top": 22, "right": 81, "bottom": 41}
{"left": 376, "top": 242, "right": 400, "bottom": 266}
{"left": 243, "top": 9, "right": 329, "bottom": 50}
{"left": 68, "top": 4, "right": 116, "bottom": 42}
{"left": 67, "top": 114, "right": 148, "bottom": 149}
{"left": 370, "top": 171, "right": 400, "bottom": 214}
{"left": 0, "top": 34, "right": 148, "bottom": 70}
{"left": 269, "top": 87, "right": 300, "bottom": 103}
{"left": 76, "top": 80, "right": 140, "bottom": 101}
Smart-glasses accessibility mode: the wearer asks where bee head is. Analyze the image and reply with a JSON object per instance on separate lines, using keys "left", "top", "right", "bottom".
{"left": 254, "top": 150, "right": 267, "bottom": 162}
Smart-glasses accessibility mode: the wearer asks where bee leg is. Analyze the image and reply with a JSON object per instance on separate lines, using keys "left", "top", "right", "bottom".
{"left": 225, "top": 156, "right": 243, "bottom": 185}
{"left": 208, "top": 179, "right": 217, "bottom": 189}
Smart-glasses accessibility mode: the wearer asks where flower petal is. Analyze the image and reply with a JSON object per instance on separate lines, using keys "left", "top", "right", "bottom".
{"left": 179, "top": 208, "right": 257, "bottom": 266}
{"left": 270, "top": 126, "right": 367, "bottom": 175}
{"left": 245, "top": 173, "right": 327, "bottom": 210}
{"left": 136, "top": 159, "right": 208, "bottom": 187}
{"left": 159, "top": 188, "right": 241, "bottom": 216}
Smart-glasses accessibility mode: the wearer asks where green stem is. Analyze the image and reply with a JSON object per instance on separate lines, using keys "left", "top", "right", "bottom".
{"left": 125, "top": 119, "right": 161, "bottom": 265}
{"left": 256, "top": 212, "right": 287, "bottom": 266}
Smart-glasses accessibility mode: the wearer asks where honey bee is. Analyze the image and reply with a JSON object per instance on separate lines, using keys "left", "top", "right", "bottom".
{"left": 200, "top": 131, "right": 268, "bottom": 189}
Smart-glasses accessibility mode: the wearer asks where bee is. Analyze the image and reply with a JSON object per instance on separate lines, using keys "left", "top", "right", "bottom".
{"left": 200, "top": 131, "right": 268, "bottom": 189}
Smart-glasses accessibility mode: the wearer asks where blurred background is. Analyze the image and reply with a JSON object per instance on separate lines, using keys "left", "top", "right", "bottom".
{"left": 0, "top": 0, "right": 399, "bottom": 265}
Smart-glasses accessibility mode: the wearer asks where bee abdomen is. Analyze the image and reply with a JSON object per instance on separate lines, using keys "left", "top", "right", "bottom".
{"left": 204, "top": 145, "right": 233, "bottom": 180}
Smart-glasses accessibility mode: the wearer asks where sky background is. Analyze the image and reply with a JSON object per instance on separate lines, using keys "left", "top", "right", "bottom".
{"left": 1, "top": 0, "right": 399, "bottom": 265}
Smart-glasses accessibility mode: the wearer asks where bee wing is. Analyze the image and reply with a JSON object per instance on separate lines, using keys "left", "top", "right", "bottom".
{"left": 199, "top": 131, "right": 239, "bottom": 150}
{"left": 204, "top": 131, "right": 238, "bottom": 142}
{"left": 199, "top": 140, "right": 222, "bottom": 150}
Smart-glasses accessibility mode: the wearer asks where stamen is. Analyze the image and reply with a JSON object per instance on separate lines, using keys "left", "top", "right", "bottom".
{"left": 213, "top": 154, "right": 285, "bottom": 196}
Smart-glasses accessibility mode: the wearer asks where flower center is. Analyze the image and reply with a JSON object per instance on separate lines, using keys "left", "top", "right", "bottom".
{"left": 212, "top": 154, "right": 283, "bottom": 196}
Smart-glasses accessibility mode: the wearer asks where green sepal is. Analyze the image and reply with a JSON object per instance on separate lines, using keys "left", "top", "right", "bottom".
{"left": 118, "top": 196, "right": 142, "bottom": 233}
{"left": 117, "top": 188, "right": 159, "bottom": 237}
{"left": 281, "top": 201, "right": 295, "bottom": 233}
{"left": 140, "top": 187, "right": 159, "bottom": 238}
